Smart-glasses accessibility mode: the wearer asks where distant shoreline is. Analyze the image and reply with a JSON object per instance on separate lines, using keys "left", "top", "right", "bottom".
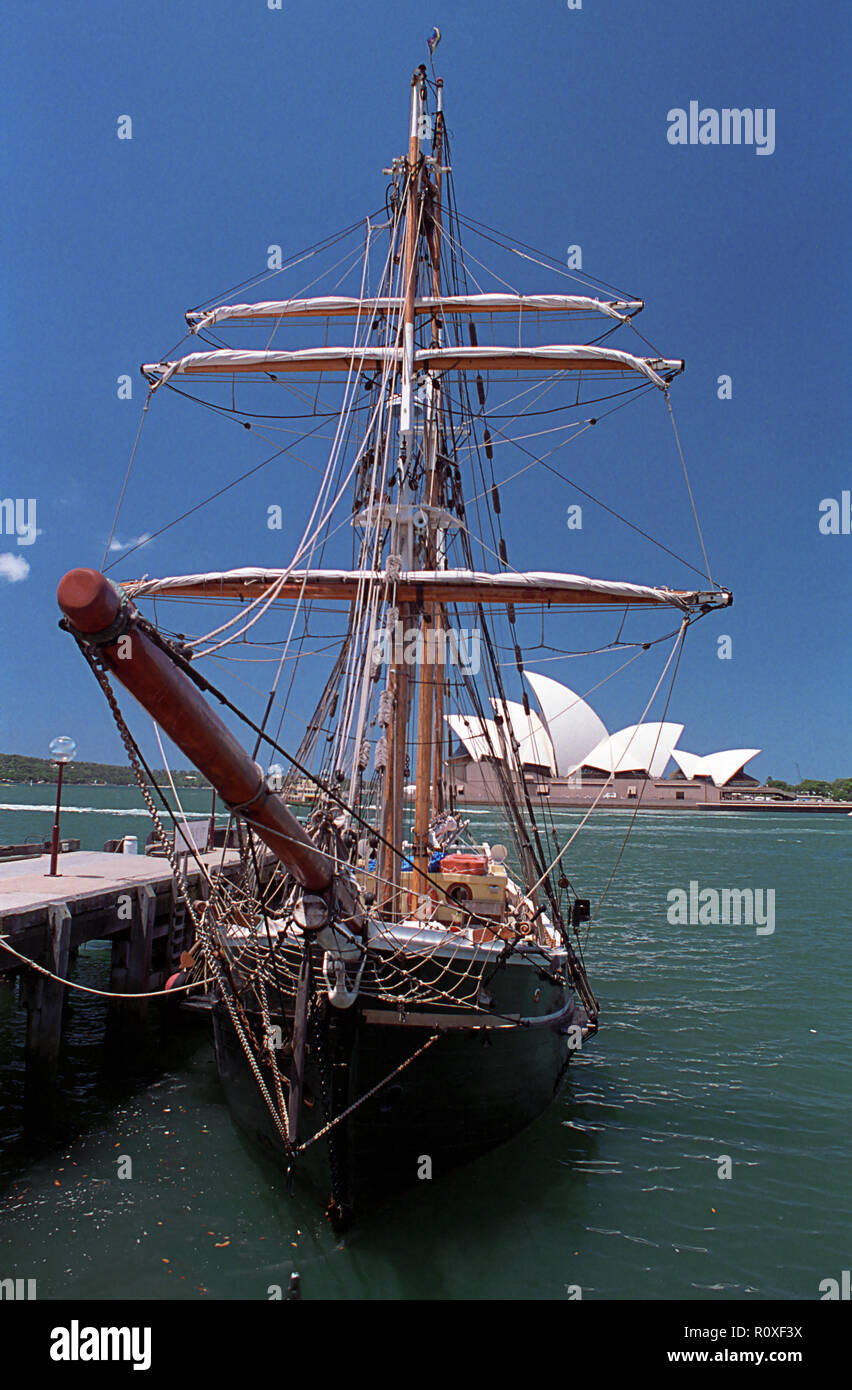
{"left": 0, "top": 752, "right": 210, "bottom": 790}
{"left": 0, "top": 778, "right": 211, "bottom": 789}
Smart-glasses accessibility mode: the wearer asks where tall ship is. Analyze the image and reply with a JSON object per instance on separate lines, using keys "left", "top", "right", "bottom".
{"left": 56, "top": 63, "right": 731, "bottom": 1227}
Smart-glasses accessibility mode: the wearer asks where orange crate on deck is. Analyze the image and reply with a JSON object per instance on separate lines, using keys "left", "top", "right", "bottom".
{"left": 439, "top": 853, "right": 488, "bottom": 875}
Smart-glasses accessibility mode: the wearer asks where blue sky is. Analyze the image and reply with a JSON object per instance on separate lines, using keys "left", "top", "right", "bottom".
{"left": 1, "top": 0, "right": 849, "bottom": 783}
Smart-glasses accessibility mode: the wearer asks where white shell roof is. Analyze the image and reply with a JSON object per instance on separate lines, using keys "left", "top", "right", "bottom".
{"left": 671, "top": 748, "right": 762, "bottom": 787}
{"left": 489, "top": 699, "right": 557, "bottom": 774}
{"left": 447, "top": 707, "right": 557, "bottom": 773}
{"left": 449, "top": 675, "right": 756, "bottom": 786}
{"left": 581, "top": 722, "right": 684, "bottom": 778}
{"left": 446, "top": 714, "right": 501, "bottom": 763}
{"left": 524, "top": 672, "right": 609, "bottom": 776}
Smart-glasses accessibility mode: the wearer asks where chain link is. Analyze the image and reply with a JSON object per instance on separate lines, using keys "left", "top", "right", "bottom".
{"left": 307, "top": 996, "right": 346, "bottom": 1216}
{"left": 298, "top": 1030, "right": 441, "bottom": 1153}
{"left": 77, "top": 641, "right": 294, "bottom": 1153}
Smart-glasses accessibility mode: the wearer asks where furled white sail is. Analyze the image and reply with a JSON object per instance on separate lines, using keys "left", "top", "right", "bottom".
{"left": 142, "top": 345, "right": 683, "bottom": 389}
{"left": 185, "top": 293, "right": 644, "bottom": 331}
{"left": 523, "top": 672, "right": 609, "bottom": 777}
{"left": 121, "top": 567, "right": 730, "bottom": 613}
{"left": 671, "top": 748, "right": 761, "bottom": 787}
{"left": 581, "top": 722, "right": 684, "bottom": 778}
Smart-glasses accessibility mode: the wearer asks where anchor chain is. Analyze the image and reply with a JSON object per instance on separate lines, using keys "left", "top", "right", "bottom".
{"left": 298, "top": 1028, "right": 442, "bottom": 1151}
{"left": 308, "top": 995, "right": 349, "bottom": 1227}
{"left": 74, "top": 639, "right": 295, "bottom": 1154}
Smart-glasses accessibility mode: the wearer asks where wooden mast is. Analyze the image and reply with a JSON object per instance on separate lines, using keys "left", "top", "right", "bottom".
{"left": 430, "top": 80, "right": 447, "bottom": 817}
{"left": 379, "top": 66, "right": 425, "bottom": 915}
{"left": 412, "top": 77, "right": 445, "bottom": 899}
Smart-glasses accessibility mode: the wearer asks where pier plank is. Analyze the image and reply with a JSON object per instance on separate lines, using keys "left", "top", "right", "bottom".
{"left": 0, "top": 848, "right": 270, "bottom": 1126}
{"left": 0, "top": 849, "right": 243, "bottom": 929}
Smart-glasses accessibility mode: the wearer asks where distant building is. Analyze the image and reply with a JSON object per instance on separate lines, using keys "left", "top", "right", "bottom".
{"left": 444, "top": 673, "right": 765, "bottom": 806}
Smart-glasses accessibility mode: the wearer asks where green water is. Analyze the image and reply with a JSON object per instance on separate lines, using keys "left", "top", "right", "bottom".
{"left": 0, "top": 787, "right": 849, "bottom": 1300}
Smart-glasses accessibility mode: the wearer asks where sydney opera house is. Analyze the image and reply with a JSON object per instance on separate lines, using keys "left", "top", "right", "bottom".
{"left": 445, "top": 672, "right": 767, "bottom": 808}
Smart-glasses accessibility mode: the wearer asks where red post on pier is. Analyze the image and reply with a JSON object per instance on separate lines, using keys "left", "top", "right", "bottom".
{"left": 48, "top": 760, "right": 65, "bottom": 877}
{"left": 46, "top": 735, "right": 76, "bottom": 876}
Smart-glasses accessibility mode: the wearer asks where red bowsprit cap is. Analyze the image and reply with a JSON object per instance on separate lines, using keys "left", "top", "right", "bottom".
{"left": 57, "top": 568, "right": 122, "bottom": 634}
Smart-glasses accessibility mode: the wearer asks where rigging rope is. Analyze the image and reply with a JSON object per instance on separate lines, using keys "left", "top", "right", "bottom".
{"left": 101, "top": 388, "right": 153, "bottom": 571}
{"left": 0, "top": 937, "right": 208, "bottom": 999}
{"left": 588, "top": 614, "right": 690, "bottom": 931}
{"left": 522, "top": 615, "right": 690, "bottom": 900}
{"left": 665, "top": 390, "right": 714, "bottom": 585}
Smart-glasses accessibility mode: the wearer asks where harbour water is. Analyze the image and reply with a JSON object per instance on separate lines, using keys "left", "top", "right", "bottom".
{"left": 0, "top": 786, "right": 849, "bottom": 1300}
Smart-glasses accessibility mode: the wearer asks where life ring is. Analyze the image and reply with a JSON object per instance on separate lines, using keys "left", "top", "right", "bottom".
{"left": 446, "top": 881, "right": 473, "bottom": 906}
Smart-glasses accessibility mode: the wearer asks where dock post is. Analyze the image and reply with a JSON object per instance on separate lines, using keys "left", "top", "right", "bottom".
{"left": 23, "top": 902, "right": 71, "bottom": 1128}
{"left": 167, "top": 875, "right": 188, "bottom": 973}
{"left": 126, "top": 883, "right": 156, "bottom": 1022}
{"left": 104, "top": 882, "right": 156, "bottom": 1064}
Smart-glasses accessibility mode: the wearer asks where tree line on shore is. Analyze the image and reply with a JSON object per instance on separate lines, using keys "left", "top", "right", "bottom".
{"left": 0, "top": 752, "right": 211, "bottom": 789}
{"left": 766, "top": 777, "right": 852, "bottom": 801}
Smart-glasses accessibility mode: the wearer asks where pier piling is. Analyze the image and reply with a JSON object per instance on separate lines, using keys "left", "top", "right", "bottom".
{"left": 0, "top": 848, "right": 273, "bottom": 1125}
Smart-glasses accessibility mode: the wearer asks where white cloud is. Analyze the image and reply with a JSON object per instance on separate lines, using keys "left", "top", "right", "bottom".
{"left": 108, "top": 532, "right": 152, "bottom": 553}
{"left": 0, "top": 553, "right": 31, "bottom": 582}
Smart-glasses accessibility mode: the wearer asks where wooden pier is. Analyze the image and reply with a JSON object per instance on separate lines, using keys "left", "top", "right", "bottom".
{"left": 0, "top": 847, "right": 263, "bottom": 1110}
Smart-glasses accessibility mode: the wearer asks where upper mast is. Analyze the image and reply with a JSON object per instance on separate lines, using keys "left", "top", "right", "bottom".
{"left": 379, "top": 66, "right": 428, "bottom": 913}
{"left": 412, "top": 74, "right": 445, "bottom": 900}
